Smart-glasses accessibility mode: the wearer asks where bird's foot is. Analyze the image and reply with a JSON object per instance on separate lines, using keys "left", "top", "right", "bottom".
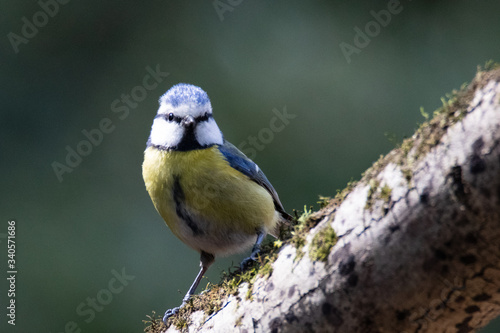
{"left": 239, "top": 255, "right": 257, "bottom": 272}
{"left": 162, "top": 306, "right": 180, "bottom": 324}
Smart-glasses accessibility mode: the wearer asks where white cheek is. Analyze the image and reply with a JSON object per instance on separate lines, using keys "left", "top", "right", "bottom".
{"left": 196, "top": 118, "right": 223, "bottom": 146}
{"left": 149, "top": 118, "right": 183, "bottom": 147}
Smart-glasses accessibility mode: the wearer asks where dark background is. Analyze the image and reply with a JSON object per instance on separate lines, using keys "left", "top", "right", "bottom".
{"left": 1, "top": 1, "right": 500, "bottom": 332}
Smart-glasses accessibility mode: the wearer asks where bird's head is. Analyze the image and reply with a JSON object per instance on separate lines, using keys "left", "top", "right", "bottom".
{"left": 148, "top": 84, "right": 223, "bottom": 150}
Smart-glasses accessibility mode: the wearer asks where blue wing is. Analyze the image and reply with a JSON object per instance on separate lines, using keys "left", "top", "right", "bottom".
{"left": 218, "top": 140, "right": 292, "bottom": 221}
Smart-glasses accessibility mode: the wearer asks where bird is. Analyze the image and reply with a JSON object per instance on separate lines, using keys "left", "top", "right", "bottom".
{"left": 142, "top": 83, "right": 292, "bottom": 323}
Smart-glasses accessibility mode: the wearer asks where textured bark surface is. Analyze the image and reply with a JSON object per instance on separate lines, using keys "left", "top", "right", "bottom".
{"left": 161, "top": 68, "right": 500, "bottom": 333}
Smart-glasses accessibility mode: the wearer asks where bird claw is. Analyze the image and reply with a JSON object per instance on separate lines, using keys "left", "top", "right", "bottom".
{"left": 239, "top": 256, "right": 256, "bottom": 271}
{"left": 163, "top": 306, "right": 180, "bottom": 324}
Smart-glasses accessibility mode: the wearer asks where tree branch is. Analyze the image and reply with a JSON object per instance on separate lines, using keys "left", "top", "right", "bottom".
{"left": 147, "top": 66, "right": 500, "bottom": 333}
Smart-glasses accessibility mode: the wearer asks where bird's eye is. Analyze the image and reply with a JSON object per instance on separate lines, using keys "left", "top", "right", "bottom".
{"left": 168, "top": 113, "right": 174, "bottom": 121}
{"left": 204, "top": 112, "right": 209, "bottom": 119}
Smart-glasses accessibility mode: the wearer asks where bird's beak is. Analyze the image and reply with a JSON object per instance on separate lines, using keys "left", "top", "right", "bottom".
{"left": 182, "top": 115, "right": 195, "bottom": 128}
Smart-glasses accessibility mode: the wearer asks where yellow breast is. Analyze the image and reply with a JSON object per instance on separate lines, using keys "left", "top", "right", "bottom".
{"left": 142, "top": 146, "right": 277, "bottom": 255}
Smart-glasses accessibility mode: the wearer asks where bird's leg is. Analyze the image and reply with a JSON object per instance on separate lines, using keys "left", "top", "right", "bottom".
{"left": 240, "top": 231, "right": 266, "bottom": 271}
{"left": 163, "top": 251, "right": 214, "bottom": 324}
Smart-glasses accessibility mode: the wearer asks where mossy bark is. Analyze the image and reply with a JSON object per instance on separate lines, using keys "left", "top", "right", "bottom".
{"left": 150, "top": 67, "right": 500, "bottom": 333}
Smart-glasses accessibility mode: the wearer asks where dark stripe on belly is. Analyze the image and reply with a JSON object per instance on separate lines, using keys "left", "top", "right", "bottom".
{"left": 173, "top": 176, "right": 203, "bottom": 236}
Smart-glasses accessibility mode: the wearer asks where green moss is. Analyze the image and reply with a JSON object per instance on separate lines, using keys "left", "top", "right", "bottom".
{"left": 419, "top": 106, "right": 429, "bottom": 120}
{"left": 483, "top": 59, "right": 500, "bottom": 71}
{"left": 309, "top": 225, "right": 337, "bottom": 262}
{"left": 360, "top": 62, "right": 500, "bottom": 197}
{"left": 294, "top": 244, "right": 305, "bottom": 261}
{"left": 291, "top": 230, "right": 306, "bottom": 261}
{"left": 297, "top": 205, "right": 313, "bottom": 225}
{"left": 289, "top": 185, "right": 354, "bottom": 263}
{"left": 365, "top": 179, "right": 380, "bottom": 210}
{"left": 400, "top": 138, "right": 414, "bottom": 156}
{"left": 402, "top": 167, "right": 412, "bottom": 184}
{"left": 235, "top": 315, "right": 244, "bottom": 327}
{"left": 143, "top": 311, "right": 166, "bottom": 333}
{"left": 365, "top": 180, "right": 393, "bottom": 214}
{"left": 245, "top": 286, "right": 253, "bottom": 300}
{"left": 380, "top": 185, "right": 392, "bottom": 202}
{"left": 380, "top": 185, "right": 392, "bottom": 215}
{"left": 335, "top": 179, "right": 357, "bottom": 202}
{"left": 411, "top": 78, "right": 478, "bottom": 160}
{"left": 259, "top": 258, "right": 274, "bottom": 278}
{"left": 317, "top": 195, "right": 332, "bottom": 209}
{"left": 174, "top": 317, "right": 189, "bottom": 331}
{"left": 289, "top": 205, "right": 313, "bottom": 261}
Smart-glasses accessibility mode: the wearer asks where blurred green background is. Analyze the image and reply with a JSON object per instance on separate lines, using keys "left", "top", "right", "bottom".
{"left": 1, "top": 0, "right": 500, "bottom": 332}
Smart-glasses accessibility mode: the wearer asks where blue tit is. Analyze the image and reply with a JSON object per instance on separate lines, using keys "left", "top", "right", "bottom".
{"left": 142, "top": 83, "right": 292, "bottom": 323}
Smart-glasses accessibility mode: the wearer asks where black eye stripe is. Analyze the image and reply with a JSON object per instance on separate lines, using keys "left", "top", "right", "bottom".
{"left": 195, "top": 113, "right": 213, "bottom": 122}
{"left": 154, "top": 113, "right": 213, "bottom": 123}
{"left": 154, "top": 114, "right": 182, "bottom": 123}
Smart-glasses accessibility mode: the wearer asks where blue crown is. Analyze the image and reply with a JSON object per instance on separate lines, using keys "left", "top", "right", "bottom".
{"left": 160, "top": 83, "right": 210, "bottom": 107}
